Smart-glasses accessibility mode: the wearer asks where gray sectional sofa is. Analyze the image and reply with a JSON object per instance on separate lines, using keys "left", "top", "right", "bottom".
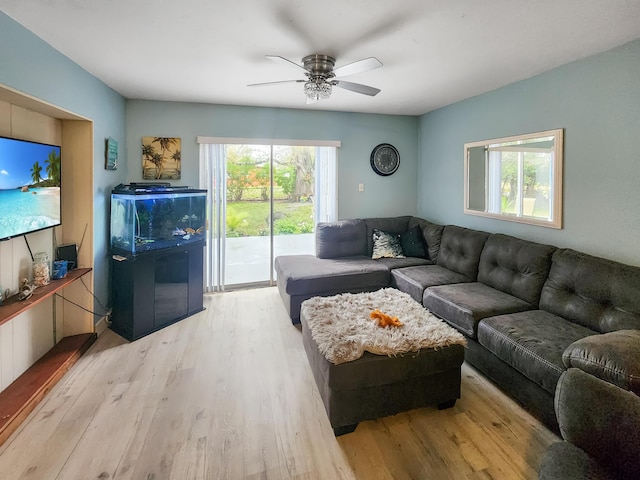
{"left": 274, "top": 216, "right": 640, "bottom": 433}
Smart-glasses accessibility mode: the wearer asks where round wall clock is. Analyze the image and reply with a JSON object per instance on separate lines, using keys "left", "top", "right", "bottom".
{"left": 370, "top": 143, "right": 400, "bottom": 176}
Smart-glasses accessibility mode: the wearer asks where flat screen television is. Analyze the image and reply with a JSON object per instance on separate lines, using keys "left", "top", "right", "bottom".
{"left": 0, "top": 136, "right": 61, "bottom": 241}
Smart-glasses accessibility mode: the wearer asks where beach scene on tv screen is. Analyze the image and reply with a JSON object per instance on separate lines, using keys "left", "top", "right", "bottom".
{"left": 0, "top": 138, "right": 61, "bottom": 240}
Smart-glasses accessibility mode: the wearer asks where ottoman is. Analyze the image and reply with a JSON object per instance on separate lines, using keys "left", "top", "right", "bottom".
{"left": 301, "top": 288, "right": 466, "bottom": 435}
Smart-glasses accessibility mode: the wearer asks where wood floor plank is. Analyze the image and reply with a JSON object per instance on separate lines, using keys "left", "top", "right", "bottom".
{"left": 0, "top": 287, "right": 558, "bottom": 479}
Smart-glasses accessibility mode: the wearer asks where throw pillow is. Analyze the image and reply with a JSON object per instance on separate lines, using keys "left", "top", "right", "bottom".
{"left": 372, "top": 229, "right": 405, "bottom": 259}
{"left": 399, "top": 225, "right": 427, "bottom": 258}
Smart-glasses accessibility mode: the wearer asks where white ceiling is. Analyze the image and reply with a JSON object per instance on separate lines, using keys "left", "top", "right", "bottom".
{"left": 2, "top": 0, "right": 640, "bottom": 116}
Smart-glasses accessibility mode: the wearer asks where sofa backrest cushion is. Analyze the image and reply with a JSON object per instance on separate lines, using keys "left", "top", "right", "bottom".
{"left": 364, "top": 216, "right": 412, "bottom": 256}
{"left": 408, "top": 217, "right": 445, "bottom": 262}
{"left": 316, "top": 219, "right": 367, "bottom": 258}
{"left": 478, "top": 234, "right": 557, "bottom": 306}
{"left": 436, "top": 225, "right": 489, "bottom": 280}
{"left": 540, "top": 249, "right": 640, "bottom": 333}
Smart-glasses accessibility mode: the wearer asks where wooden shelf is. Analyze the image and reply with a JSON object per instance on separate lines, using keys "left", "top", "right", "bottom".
{"left": 0, "top": 86, "right": 96, "bottom": 448}
{"left": 0, "top": 268, "right": 91, "bottom": 327}
{"left": 0, "top": 267, "right": 95, "bottom": 447}
{"left": 0, "top": 332, "right": 96, "bottom": 446}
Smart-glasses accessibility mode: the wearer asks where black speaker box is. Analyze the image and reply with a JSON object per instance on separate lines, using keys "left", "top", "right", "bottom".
{"left": 56, "top": 243, "right": 78, "bottom": 270}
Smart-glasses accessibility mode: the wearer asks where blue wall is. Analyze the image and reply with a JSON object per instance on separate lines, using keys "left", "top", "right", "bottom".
{"left": 418, "top": 38, "right": 640, "bottom": 266}
{"left": 0, "top": 12, "right": 127, "bottom": 311}
{"left": 4, "top": 5, "right": 639, "bottom": 316}
{"left": 125, "top": 101, "right": 419, "bottom": 219}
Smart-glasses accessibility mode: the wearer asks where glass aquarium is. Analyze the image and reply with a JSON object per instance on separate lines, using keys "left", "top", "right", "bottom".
{"left": 110, "top": 185, "right": 207, "bottom": 257}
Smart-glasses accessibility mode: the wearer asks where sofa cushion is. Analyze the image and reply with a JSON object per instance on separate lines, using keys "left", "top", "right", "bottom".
{"left": 424, "top": 282, "right": 533, "bottom": 339}
{"left": 437, "top": 226, "right": 489, "bottom": 280}
{"left": 372, "top": 229, "right": 405, "bottom": 259}
{"left": 540, "top": 248, "right": 640, "bottom": 333}
{"left": 364, "top": 216, "right": 412, "bottom": 256}
{"left": 316, "top": 219, "right": 367, "bottom": 258}
{"left": 478, "top": 310, "right": 597, "bottom": 394}
{"left": 408, "top": 217, "right": 445, "bottom": 262}
{"left": 274, "top": 254, "right": 389, "bottom": 296}
{"left": 562, "top": 329, "right": 640, "bottom": 394}
{"left": 391, "top": 265, "right": 470, "bottom": 303}
{"left": 399, "top": 225, "right": 427, "bottom": 258}
{"left": 478, "top": 234, "right": 556, "bottom": 306}
{"left": 375, "top": 256, "right": 432, "bottom": 271}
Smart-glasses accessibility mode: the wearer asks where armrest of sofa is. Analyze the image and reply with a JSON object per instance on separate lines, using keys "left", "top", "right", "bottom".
{"left": 563, "top": 329, "right": 640, "bottom": 394}
{"left": 316, "top": 219, "right": 367, "bottom": 259}
{"left": 553, "top": 368, "right": 640, "bottom": 479}
{"left": 539, "top": 441, "right": 618, "bottom": 480}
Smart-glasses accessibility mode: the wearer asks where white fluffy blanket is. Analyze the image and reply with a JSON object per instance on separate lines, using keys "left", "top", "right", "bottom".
{"left": 302, "top": 288, "right": 467, "bottom": 365}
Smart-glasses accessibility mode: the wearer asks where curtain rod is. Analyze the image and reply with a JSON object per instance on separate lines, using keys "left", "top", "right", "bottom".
{"left": 196, "top": 136, "right": 341, "bottom": 147}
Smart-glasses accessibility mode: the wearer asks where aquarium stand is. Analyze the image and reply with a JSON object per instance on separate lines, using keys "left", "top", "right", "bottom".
{"left": 110, "top": 243, "right": 205, "bottom": 341}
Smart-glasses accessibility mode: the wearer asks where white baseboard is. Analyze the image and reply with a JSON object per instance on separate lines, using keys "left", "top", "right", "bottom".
{"left": 94, "top": 315, "right": 111, "bottom": 336}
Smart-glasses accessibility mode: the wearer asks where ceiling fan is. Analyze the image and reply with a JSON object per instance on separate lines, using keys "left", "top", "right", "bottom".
{"left": 248, "top": 54, "right": 382, "bottom": 102}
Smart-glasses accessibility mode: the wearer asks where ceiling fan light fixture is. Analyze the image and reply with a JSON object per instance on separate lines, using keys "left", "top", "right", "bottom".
{"left": 252, "top": 54, "right": 382, "bottom": 102}
{"left": 304, "top": 81, "right": 332, "bottom": 100}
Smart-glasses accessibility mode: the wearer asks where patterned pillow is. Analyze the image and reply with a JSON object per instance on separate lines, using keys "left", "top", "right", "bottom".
{"left": 372, "top": 229, "right": 405, "bottom": 259}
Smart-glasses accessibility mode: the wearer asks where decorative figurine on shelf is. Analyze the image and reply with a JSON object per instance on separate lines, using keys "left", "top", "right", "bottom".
{"left": 18, "top": 278, "right": 34, "bottom": 301}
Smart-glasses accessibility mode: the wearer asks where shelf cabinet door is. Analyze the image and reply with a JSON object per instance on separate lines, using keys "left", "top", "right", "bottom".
{"left": 154, "top": 250, "right": 189, "bottom": 327}
{"left": 187, "top": 244, "right": 204, "bottom": 315}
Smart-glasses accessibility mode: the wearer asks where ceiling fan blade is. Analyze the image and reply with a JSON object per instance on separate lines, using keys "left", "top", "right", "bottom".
{"left": 247, "top": 79, "right": 305, "bottom": 87}
{"left": 266, "top": 55, "right": 307, "bottom": 72}
{"left": 333, "top": 57, "right": 382, "bottom": 78}
{"left": 334, "top": 80, "right": 381, "bottom": 96}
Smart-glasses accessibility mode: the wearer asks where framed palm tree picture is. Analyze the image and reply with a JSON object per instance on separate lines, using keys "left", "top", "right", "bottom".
{"left": 142, "top": 136, "right": 181, "bottom": 180}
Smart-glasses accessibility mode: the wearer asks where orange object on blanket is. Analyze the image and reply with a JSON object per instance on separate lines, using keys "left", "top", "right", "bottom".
{"left": 370, "top": 309, "right": 404, "bottom": 328}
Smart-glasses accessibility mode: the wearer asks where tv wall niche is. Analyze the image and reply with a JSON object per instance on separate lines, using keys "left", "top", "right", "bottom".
{"left": 0, "top": 85, "right": 95, "bottom": 393}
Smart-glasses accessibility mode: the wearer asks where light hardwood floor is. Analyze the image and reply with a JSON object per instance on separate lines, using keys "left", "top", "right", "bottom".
{"left": 0, "top": 288, "right": 558, "bottom": 479}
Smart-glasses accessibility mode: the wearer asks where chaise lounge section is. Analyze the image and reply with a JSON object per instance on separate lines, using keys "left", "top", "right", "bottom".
{"left": 274, "top": 216, "right": 440, "bottom": 322}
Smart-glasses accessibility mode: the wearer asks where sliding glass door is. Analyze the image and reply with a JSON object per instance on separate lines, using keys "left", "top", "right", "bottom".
{"left": 224, "top": 144, "right": 272, "bottom": 285}
{"left": 271, "top": 145, "right": 317, "bottom": 280}
{"left": 199, "top": 139, "right": 337, "bottom": 291}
